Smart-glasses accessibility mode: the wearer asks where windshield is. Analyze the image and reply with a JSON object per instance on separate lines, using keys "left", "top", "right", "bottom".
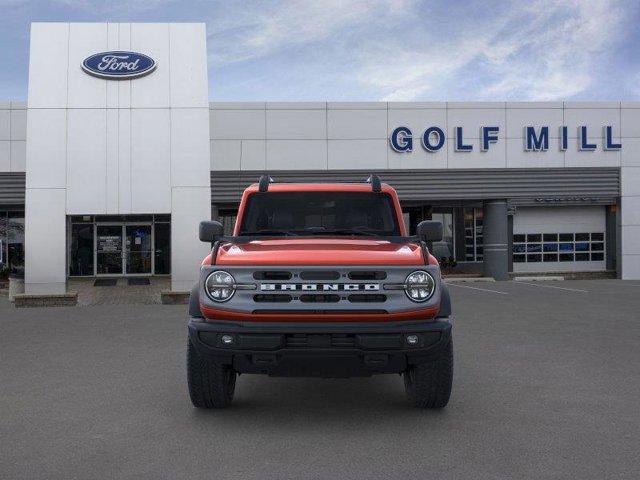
{"left": 238, "top": 192, "right": 401, "bottom": 237}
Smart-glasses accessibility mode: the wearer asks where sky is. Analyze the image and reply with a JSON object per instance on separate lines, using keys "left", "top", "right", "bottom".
{"left": 1, "top": 0, "right": 639, "bottom": 102}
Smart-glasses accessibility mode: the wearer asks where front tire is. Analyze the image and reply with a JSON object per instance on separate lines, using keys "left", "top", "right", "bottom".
{"left": 404, "top": 338, "right": 453, "bottom": 408}
{"left": 187, "top": 337, "right": 236, "bottom": 408}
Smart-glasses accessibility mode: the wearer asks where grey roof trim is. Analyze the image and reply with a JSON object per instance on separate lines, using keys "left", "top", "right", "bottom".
{"left": 0, "top": 173, "right": 26, "bottom": 207}
{"left": 210, "top": 168, "right": 620, "bottom": 204}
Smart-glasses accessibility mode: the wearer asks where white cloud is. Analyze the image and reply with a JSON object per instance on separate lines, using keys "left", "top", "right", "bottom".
{"left": 357, "top": 0, "right": 627, "bottom": 101}
{"left": 208, "top": 0, "right": 412, "bottom": 66}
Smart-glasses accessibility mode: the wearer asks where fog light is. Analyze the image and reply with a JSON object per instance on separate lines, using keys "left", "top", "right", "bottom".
{"left": 405, "top": 334, "right": 419, "bottom": 346}
{"left": 221, "top": 334, "right": 234, "bottom": 345}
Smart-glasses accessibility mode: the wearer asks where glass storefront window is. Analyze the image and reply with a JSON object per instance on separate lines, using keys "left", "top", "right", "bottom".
{"left": 431, "top": 211, "right": 454, "bottom": 262}
{"left": 154, "top": 223, "right": 171, "bottom": 274}
{"left": 7, "top": 212, "right": 25, "bottom": 274}
{"left": 68, "top": 215, "right": 172, "bottom": 277}
{"left": 463, "top": 207, "right": 484, "bottom": 262}
{"left": 69, "top": 224, "right": 94, "bottom": 276}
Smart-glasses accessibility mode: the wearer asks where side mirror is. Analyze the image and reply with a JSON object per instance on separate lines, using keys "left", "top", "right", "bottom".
{"left": 416, "top": 220, "right": 443, "bottom": 242}
{"left": 199, "top": 221, "right": 224, "bottom": 243}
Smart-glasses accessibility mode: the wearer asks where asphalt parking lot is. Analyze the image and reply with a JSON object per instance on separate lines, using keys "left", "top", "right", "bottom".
{"left": 1, "top": 280, "right": 639, "bottom": 480}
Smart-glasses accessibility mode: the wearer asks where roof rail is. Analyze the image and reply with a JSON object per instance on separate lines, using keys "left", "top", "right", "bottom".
{"left": 366, "top": 174, "right": 382, "bottom": 193}
{"left": 258, "top": 174, "right": 274, "bottom": 192}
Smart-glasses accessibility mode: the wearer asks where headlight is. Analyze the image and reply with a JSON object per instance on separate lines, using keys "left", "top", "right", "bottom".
{"left": 405, "top": 270, "right": 436, "bottom": 302}
{"left": 205, "top": 270, "right": 236, "bottom": 302}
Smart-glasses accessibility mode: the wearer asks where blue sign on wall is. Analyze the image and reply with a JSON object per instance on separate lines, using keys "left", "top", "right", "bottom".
{"left": 82, "top": 51, "right": 156, "bottom": 80}
{"left": 390, "top": 125, "right": 622, "bottom": 152}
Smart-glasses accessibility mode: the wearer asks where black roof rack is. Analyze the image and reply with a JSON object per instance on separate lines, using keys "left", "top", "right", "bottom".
{"left": 258, "top": 174, "right": 274, "bottom": 192}
{"left": 366, "top": 174, "right": 382, "bottom": 192}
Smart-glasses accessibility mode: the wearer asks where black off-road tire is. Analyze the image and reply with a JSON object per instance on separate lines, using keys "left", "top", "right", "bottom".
{"left": 403, "top": 338, "right": 453, "bottom": 408}
{"left": 187, "top": 337, "right": 236, "bottom": 408}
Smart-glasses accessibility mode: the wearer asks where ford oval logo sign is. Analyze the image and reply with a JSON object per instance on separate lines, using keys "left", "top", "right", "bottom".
{"left": 82, "top": 51, "right": 156, "bottom": 80}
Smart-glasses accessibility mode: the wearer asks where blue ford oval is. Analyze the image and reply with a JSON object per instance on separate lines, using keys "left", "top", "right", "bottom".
{"left": 82, "top": 51, "right": 156, "bottom": 79}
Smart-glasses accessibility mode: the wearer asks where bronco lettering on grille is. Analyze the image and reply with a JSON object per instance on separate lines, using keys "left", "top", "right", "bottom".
{"left": 260, "top": 283, "right": 380, "bottom": 291}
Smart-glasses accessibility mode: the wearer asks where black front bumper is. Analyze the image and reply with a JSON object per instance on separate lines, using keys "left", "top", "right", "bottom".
{"left": 188, "top": 317, "right": 452, "bottom": 378}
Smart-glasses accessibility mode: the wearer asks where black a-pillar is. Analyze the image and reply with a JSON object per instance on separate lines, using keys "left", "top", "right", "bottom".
{"left": 483, "top": 200, "right": 509, "bottom": 280}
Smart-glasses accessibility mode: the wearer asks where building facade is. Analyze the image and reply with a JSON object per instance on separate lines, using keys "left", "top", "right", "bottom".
{"left": 1, "top": 22, "right": 639, "bottom": 294}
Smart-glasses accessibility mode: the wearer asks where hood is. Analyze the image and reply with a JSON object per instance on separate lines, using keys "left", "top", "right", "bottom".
{"left": 215, "top": 238, "right": 424, "bottom": 266}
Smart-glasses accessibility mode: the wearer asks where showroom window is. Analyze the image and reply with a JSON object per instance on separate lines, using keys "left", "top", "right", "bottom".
{"left": 0, "top": 211, "right": 25, "bottom": 276}
{"left": 513, "top": 232, "right": 605, "bottom": 263}
{"left": 463, "top": 208, "right": 483, "bottom": 262}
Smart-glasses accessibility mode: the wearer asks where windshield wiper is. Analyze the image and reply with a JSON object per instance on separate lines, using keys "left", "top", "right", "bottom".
{"left": 240, "top": 230, "right": 299, "bottom": 236}
{"left": 315, "top": 228, "right": 382, "bottom": 237}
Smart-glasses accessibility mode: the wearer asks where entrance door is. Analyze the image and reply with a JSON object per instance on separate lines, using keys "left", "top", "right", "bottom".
{"left": 125, "top": 225, "right": 152, "bottom": 275}
{"left": 96, "top": 225, "right": 124, "bottom": 275}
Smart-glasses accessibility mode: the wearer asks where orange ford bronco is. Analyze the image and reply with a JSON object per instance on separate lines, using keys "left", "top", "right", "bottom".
{"left": 187, "top": 175, "right": 453, "bottom": 408}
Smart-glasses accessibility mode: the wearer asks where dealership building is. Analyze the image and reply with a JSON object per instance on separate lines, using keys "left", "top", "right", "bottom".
{"left": 1, "top": 22, "right": 640, "bottom": 296}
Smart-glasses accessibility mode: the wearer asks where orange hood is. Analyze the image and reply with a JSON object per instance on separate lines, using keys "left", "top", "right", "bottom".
{"left": 213, "top": 238, "right": 424, "bottom": 266}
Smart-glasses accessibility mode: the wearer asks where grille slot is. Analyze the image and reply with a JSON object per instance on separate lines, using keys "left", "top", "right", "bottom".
{"left": 348, "top": 271, "right": 387, "bottom": 280}
{"left": 253, "top": 294, "right": 292, "bottom": 303}
{"left": 299, "top": 270, "right": 340, "bottom": 280}
{"left": 299, "top": 294, "right": 340, "bottom": 303}
{"left": 285, "top": 334, "right": 356, "bottom": 348}
{"left": 348, "top": 294, "right": 387, "bottom": 303}
{"left": 253, "top": 271, "right": 292, "bottom": 280}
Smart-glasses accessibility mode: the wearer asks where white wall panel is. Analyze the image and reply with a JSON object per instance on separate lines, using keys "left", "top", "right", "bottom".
{"left": 506, "top": 138, "right": 564, "bottom": 168}
{"left": 621, "top": 166, "right": 640, "bottom": 196}
{"left": 266, "top": 109, "right": 326, "bottom": 139}
{"left": 328, "top": 140, "right": 387, "bottom": 169}
{"left": 241, "top": 140, "right": 266, "bottom": 170}
{"left": 211, "top": 140, "right": 241, "bottom": 170}
{"left": 66, "top": 109, "right": 107, "bottom": 214}
{"left": 0, "top": 141, "right": 9, "bottom": 171}
{"left": 446, "top": 138, "right": 506, "bottom": 169}
{"left": 106, "top": 23, "right": 119, "bottom": 108}
{"left": 130, "top": 23, "right": 170, "bottom": 108}
{"left": 210, "top": 109, "right": 265, "bottom": 140}
{"left": 564, "top": 107, "right": 620, "bottom": 138}
{"left": 387, "top": 108, "right": 447, "bottom": 137}
{"left": 117, "top": 109, "right": 132, "bottom": 213}
{"left": 506, "top": 108, "right": 563, "bottom": 138}
{"left": 67, "top": 23, "right": 107, "bottom": 109}
{"left": 621, "top": 108, "right": 640, "bottom": 138}
{"left": 447, "top": 108, "right": 506, "bottom": 140}
{"left": 621, "top": 195, "right": 640, "bottom": 226}
{"left": 28, "top": 23, "right": 68, "bottom": 108}
{"left": 106, "top": 109, "right": 119, "bottom": 213}
{"left": 621, "top": 225, "right": 640, "bottom": 255}
{"left": 621, "top": 138, "right": 640, "bottom": 167}
{"left": 0, "top": 110, "right": 9, "bottom": 140}
{"left": 266, "top": 140, "right": 327, "bottom": 170}
{"left": 10, "top": 109, "right": 27, "bottom": 140}
{"left": 171, "top": 186, "right": 211, "bottom": 291}
{"left": 564, "top": 143, "right": 620, "bottom": 168}
{"left": 25, "top": 188, "right": 66, "bottom": 294}
{"left": 117, "top": 23, "right": 132, "bottom": 109}
{"left": 130, "top": 108, "right": 171, "bottom": 212}
{"left": 25, "top": 109, "right": 67, "bottom": 189}
{"left": 327, "top": 110, "right": 386, "bottom": 139}
{"left": 10, "top": 141, "right": 26, "bottom": 172}
{"left": 388, "top": 144, "right": 446, "bottom": 170}
{"left": 171, "top": 108, "right": 210, "bottom": 186}
{"left": 169, "top": 23, "right": 208, "bottom": 108}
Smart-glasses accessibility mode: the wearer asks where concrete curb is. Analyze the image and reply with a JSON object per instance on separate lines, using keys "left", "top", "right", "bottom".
{"left": 14, "top": 292, "right": 78, "bottom": 308}
{"left": 514, "top": 276, "right": 565, "bottom": 282}
{"left": 161, "top": 291, "right": 190, "bottom": 305}
{"left": 445, "top": 277, "right": 496, "bottom": 283}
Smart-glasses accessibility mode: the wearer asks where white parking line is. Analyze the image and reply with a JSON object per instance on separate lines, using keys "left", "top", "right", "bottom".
{"left": 446, "top": 283, "right": 509, "bottom": 295}
{"left": 513, "top": 281, "right": 588, "bottom": 293}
